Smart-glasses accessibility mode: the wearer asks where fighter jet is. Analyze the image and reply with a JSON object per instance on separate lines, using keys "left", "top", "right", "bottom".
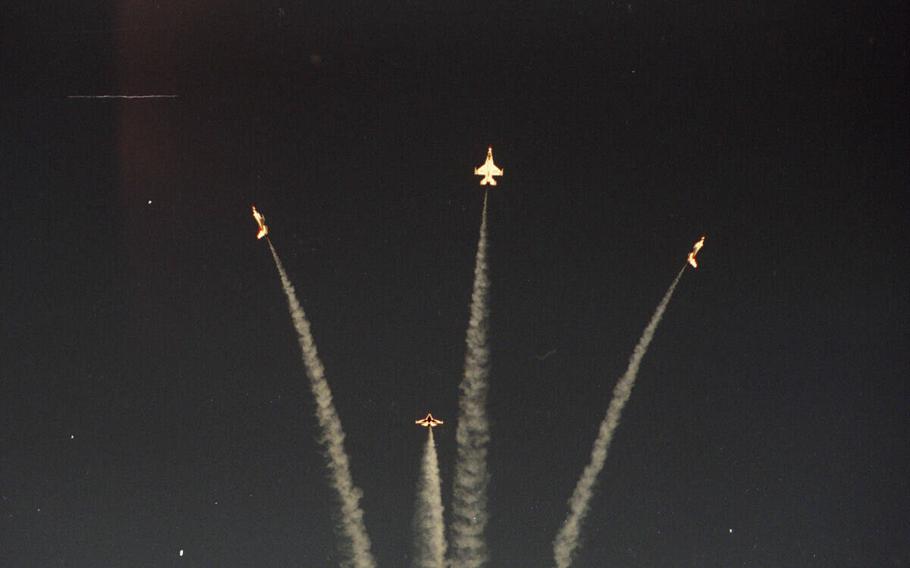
{"left": 474, "top": 146, "right": 503, "bottom": 186}
{"left": 415, "top": 413, "right": 444, "bottom": 428}
{"left": 687, "top": 235, "right": 705, "bottom": 268}
{"left": 252, "top": 205, "right": 269, "bottom": 240}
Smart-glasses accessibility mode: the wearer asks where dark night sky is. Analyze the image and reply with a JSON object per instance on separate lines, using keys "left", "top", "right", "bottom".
{"left": 2, "top": 1, "right": 908, "bottom": 566}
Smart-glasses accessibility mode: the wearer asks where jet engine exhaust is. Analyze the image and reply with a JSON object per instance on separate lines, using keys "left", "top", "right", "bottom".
{"left": 267, "top": 239, "right": 376, "bottom": 568}
{"left": 552, "top": 265, "right": 687, "bottom": 568}
{"left": 412, "top": 428, "right": 447, "bottom": 568}
{"left": 450, "top": 190, "right": 493, "bottom": 568}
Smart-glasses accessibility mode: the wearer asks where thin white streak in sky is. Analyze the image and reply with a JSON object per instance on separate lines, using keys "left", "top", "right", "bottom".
{"left": 66, "top": 94, "right": 179, "bottom": 99}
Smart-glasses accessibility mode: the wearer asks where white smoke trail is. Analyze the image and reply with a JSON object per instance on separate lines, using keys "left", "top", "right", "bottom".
{"left": 552, "top": 265, "right": 687, "bottom": 568}
{"left": 267, "top": 240, "right": 376, "bottom": 568}
{"left": 413, "top": 428, "right": 447, "bottom": 568}
{"left": 66, "top": 94, "right": 179, "bottom": 99}
{"left": 450, "top": 191, "right": 492, "bottom": 568}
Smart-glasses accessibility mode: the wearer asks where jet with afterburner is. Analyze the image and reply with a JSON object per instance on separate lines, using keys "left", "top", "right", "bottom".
{"left": 415, "top": 413, "right": 444, "bottom": 428}
{"left": 687, "top": 235, "right": 705, "bottom": 268}
{"left": 252, "top": 205, "right": 269, "bottom": 240}
{"left": 474, "top": 146, "right": 503, "bottom": 186}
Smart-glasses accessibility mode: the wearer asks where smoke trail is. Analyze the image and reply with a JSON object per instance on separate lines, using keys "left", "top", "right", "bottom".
{"left": 66, "top": 94, "right": 179, "bottom": 99}
{"left": 450, "top": 191, "right": 492, "bottom": 568}
{"left": 267, "top": 240, "right": 376, "bottom": 568}
{"left": 412, "top": 428, "right": 447, "bottom": 568}
{"left": 552, "top": 265, "right": 687, "bottom": 568}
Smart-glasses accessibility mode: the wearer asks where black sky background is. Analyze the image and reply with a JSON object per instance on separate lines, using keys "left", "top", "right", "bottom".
{"left": 2, "top": 1, "right": 908, "bottom": 566}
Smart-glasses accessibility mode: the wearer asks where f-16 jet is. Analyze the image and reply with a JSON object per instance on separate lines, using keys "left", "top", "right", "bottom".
{"left": 474, "top": 146, "right": 503, "bottom": 186}
{"left": 252, "top": 205, "right": 269, "bottom": 240}
{"left": 687, "top": 235, "right": 705, "bottom": 268}
{"left": 415, "top": 413, "right": 444, "bottom": 428}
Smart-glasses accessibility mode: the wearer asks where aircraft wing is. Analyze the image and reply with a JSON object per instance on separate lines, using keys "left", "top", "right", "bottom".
{"left": 486, "top": 163, "right": 503, "bottom": 176}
